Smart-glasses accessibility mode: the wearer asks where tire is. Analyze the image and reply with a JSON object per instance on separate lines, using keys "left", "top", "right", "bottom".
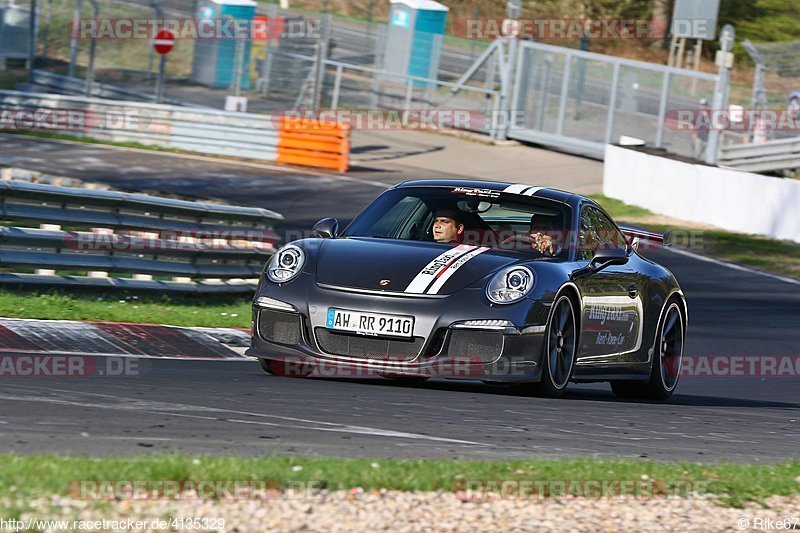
{"left": 611, "top": 298, "right": 685, "bottom": 400}
{"left": 259, "top": 358, "right": 314, "bottom": 378}
{"left": 529, "top": 294, "right": 578, "bottom": 398}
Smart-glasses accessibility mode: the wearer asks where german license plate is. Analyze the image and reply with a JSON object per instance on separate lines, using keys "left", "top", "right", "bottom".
{"left": 326, "top": 308, "right": 414, "bottom": 338}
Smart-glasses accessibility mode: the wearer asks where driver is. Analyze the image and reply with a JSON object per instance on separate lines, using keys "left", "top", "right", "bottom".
{"left": 432, "top": 208, "right": 465, "bottom": 244}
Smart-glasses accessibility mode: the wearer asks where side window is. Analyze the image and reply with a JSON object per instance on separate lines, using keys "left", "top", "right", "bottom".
{"left": 578, "top": 206, "right": 626, "bottom": 261}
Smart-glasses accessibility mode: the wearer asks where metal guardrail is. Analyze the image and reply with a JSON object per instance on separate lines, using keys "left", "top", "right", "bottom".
{"left": 0, "top": 179, "right": 284, "bottom": 293}
{"left": 0, "top": 90, "right": 350, "bottom": 171}
{"left": 719, "top": 137, "right": 800, "bottom": 173}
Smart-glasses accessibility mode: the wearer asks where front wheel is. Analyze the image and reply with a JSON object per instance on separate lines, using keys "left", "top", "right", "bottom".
{"left": 529, "top": 295, "right": 577, "bottom": 398}
{"left": 612, "top": 299, "right": 685, "bottom": 400}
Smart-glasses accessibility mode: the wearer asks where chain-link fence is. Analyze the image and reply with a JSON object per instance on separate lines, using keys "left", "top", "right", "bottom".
{"left": 510, "top": 40, "right": 718, "bottom": 159}
{"left": 23, "top": 0, "right": 491, "bottom": 112}
{"left": 744, "top": 39, "right": 800, "bottom": 141}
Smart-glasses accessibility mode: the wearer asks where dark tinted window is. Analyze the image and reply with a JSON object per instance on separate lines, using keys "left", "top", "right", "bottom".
{"left": 578, "top": 205, "right": 627, "bottom": 261}
{"left": 343, "top": 187, "right": 572, "bottom": 259}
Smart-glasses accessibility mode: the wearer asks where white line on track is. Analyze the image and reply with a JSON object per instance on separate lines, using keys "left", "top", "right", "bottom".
{"left": 663, "top": 246, "right": 800, "bottom": 287}
{"left": 0, "top": 387, "right": 487, "bottom": 447}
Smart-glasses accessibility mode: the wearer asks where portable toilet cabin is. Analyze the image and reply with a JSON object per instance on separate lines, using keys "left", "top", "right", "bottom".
{"left": 383, "top": 0, "right": 448, "bottom": 84}
{"left": 190, "top": 0, "right": 256, "bottom": 89}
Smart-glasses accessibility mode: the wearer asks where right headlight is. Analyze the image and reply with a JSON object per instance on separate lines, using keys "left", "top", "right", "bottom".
{"left": 486, "top": 265, "right": 535, "bottom": 305}
{"left": 266, "top": 244, "right": 306, "bottom": 283}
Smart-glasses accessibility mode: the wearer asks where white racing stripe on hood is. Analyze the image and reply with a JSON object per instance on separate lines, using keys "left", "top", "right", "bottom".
{"left": 426, "top": 246, "right": 491, "bottom": 295}
{"left": 404, "top": 244, "right": 476, "bottom": 294}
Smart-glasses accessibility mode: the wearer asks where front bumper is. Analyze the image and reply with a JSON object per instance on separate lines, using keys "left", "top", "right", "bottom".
{"left": 246, "top": 278, "right": 548, "bottom": 382}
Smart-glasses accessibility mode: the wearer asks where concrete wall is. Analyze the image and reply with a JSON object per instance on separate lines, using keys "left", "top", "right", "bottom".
{"left": 603, "top": 144, "right": 800, "bottom": 243}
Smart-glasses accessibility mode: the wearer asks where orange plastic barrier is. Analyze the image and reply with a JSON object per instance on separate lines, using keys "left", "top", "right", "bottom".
{"left": 276, "top": 117, "right": 350, "bottom": 172}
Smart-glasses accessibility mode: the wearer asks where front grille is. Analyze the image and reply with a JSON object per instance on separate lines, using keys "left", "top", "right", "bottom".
{"left": 314, "top": 328, "right": 424, "bottom": 361}
{"left": 257, "top": 309, "right": 301, "bottom": 345}
{"left": 447, "top": 330, "right": 504, "bottom": 363}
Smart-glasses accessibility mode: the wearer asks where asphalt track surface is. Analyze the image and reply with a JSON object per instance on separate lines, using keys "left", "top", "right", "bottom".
{"left": 0, "top": 136, "right": 799, "bottom": 462}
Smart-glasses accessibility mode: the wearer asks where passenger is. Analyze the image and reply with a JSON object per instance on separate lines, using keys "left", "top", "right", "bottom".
{"left": 528, "top": 216, "right": 560, "bottom": 255}
{"left": 500, "top": 215, "right": 560, "bottom": 255}
{"left": 432, "top": 208, "right": 465, "bottom": 244}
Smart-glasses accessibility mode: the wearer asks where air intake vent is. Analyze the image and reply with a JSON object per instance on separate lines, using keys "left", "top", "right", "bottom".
{"left": 314, "top": 328, "right": 424, "bottom": 361}
{"left": 258, "top": 309, "right": 301, "bottom": 345}
{"left": 447, "top": 330, "right": 504, "bottom": 363}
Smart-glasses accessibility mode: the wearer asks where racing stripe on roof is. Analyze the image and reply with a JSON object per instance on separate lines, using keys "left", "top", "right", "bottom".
{"left": 404, "top": 245, "right": 476, "bottom": 294}
{"left": 426, "top": 246, "right": 491, "bottom": 295}
{"left": 522, "top": 186, "right": 546, "bottom": 196}
{"left": 503, "top": 184, "right": 548, "bottom": 196}
{"left": 503, "top": 184, "right": 530, "bottom": 194}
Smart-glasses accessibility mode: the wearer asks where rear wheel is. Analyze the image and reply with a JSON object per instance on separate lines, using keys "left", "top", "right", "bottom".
{"left": 529, "top": 295, "right": 577, "bottom": 398}
{"left": 259, "top": 358, "right": 314, "bottom": 378}
{"left": 612, "top": 299, "right": 685, "bottom": 400}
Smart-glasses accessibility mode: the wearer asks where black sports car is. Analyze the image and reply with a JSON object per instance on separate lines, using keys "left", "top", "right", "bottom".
{"left": 247, "top": 180, "right": 687, "bottom": 399}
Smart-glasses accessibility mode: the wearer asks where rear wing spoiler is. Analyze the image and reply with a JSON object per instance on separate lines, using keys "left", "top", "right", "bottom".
{"left": 619, "top": 226, "right": 672, "bottom": 250}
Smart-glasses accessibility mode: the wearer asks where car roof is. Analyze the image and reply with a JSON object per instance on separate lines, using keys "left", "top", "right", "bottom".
{"left": 393, "top": 179, "right": 582, "bottom": 205}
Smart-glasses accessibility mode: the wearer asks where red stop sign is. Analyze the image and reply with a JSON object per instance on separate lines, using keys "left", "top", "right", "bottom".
{"left": 153, "top": 29, "right": 175, "bottom": 55}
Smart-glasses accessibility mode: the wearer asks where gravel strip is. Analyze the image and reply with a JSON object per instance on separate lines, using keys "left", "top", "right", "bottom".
{"left": 3, "top": 491, "right": 799, "bottom": 532}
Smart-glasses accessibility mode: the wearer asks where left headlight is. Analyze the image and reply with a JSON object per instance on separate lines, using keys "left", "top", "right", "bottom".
{"left": 266, "top": 244, "right": 306, "bottom": 283}
{"left": 486, "top": 265, "right": 535, "bottom": 304}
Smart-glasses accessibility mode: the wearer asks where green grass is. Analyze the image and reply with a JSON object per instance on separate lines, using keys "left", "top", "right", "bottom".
{"left": 0, "top": 455, "right": 798, "bottom": 507}
{"left": 0, "top": 289, "right": 251, "bottom": 328}
{"left": 592, "top": 195, "right": 800, "bottom": 279}
{"left": 4, "top": 130, "right": 184, "bottom": 154}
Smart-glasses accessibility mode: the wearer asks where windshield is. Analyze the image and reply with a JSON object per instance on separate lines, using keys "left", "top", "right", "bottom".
{"left": 343, "top": 186, "right": 573, "bottom": 260}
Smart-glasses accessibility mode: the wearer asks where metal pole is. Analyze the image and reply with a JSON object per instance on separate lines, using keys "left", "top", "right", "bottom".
{"left": 404, "top": 76, "right": 414, "bottom": 110}
{"left": 496, "top": 37, "right": 518, "bottom": 141}
{"left": 555, "top": 53, "right": 572, "bottom": 136}
{"left": 231, "top": 35, "right": 245, "bottom": 96}
{"left": 0, "top": 6, "right": 6, "bottom": 71}
{"left": 42, "top": 0, "right": 51, "bottom": 61}
{"left": 27, "top": 0, "right": 37, "bottom": 83}
{"left": 67, "top": 0, "right": 81, "bottom": 78}
{"left": 536, "top": 55, "right": 552, "bottom": 131}
{"left": 330, "top": 63, "right": 343, "bottom": 110}
{"left": 690, "top": 39, "right": 702, "bottom": 95}
{"left": 260, "top": 3, "right": 277, "bottom": 97}
{"left": 84, "top": 0, "right": 99, "bottom": 96}
{"left": 603, "top": 61, "right": 620, "bottom": 145}
{"left": 155, "top": 53, "right": 166, "bottom": 102}
{"left": 705, "top": 24, "right": 734, "bottom": 165}
{"left": 655, "top": 71, "right": 670, "bottom": 147}
{"left": 148, "top": 0, "right": 164, "bottom": 81}
{"left": 311, "top": 14, "right": 330, "bottom": 111}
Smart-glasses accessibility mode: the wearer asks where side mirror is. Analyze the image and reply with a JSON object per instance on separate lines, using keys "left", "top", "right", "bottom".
{"left": 312, "top": 217, "right": 339, "bottom": 238}
{"left": 571, "top": 244, "right": 629, "bottom": 281}
{"left": 590, "top": 244, "right": 629, "bottom": 268}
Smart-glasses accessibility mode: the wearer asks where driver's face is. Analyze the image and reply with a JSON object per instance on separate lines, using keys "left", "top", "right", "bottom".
{"left": 433, "top": 217, "right": 463, "bottom": 243}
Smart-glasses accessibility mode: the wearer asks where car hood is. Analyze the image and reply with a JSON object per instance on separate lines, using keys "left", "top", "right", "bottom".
{"left": 315, "top": 237, "right": 520, "bottom": 295}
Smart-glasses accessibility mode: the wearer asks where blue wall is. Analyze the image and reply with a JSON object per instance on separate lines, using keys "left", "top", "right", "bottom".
{"left": 408, "top": 10, "right": 446, "bottom": 80}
